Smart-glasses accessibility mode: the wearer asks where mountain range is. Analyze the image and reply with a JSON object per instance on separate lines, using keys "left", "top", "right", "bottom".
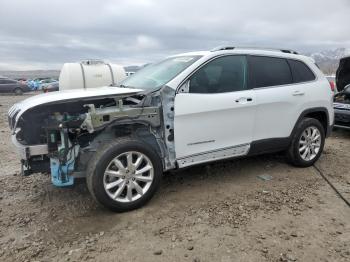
{"left": 305, "top": 47, "right": 350, "bottom": 75}
{"left": 1, "top": 48, "right": 349, "bottom": 79}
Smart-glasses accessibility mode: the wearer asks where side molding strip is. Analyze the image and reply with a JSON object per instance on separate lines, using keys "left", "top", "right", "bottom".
{"left": 177, "top": 144, "right": 250, "bottom": 168}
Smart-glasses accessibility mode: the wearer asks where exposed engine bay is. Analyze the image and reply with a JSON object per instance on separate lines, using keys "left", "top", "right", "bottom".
{"left": 8, "top": 86, "right": 176, "bottom": 186}
{"left": 334, "top": 86, "right": 350, "bottom": 129}
{"left": 333, "top": 56, "right": 350, "bottom": 129}
{"left": 334, "top": 87, "right": 350, "bottom": 104}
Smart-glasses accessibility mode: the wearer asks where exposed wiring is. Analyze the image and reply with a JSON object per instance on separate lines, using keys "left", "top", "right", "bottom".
{"left": 57, "top": 142, "right": 79, "bottom": 182}
{"left": 313, "top": 164, "right": 350, "bottom": 208}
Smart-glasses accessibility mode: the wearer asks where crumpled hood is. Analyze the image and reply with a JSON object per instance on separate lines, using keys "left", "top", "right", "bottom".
{"left": 8, "top": 86, "right": 143, "bottom": 124}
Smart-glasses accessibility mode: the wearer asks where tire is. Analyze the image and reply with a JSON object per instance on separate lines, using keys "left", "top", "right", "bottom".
{"left": 86, "top": 137, "right": 162, "bottom": 212}
{"left": 286, "top": 118, "right": 325, "bottom": 167}
{"left": 14, "top": 88, "right": 23, "bottom": 95}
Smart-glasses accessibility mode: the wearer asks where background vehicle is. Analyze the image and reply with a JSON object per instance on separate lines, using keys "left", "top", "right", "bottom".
{"left": 15, "top": 78, "right": 28, "bottom": 85}
{"left": 326, "top": 76, "right": 336, "bottom": 92}
{"left": 333, "top": 56, "right": 350, "bottom": 129}
{"left": 334, "top": 86, "right": 350, "bottom": 129}
{"left": 27, "top": 78, "right": 43, "bottom": 90}
{"left": 0, "top": 77, "right": 31, "bottom": 94}
{"left": 336, "top": 56, "right": 350, "bottom": 92}
{"left": 39, "top": 78, "right": 58, "bottom": 90}
{"left": 42, "top": 81, "right": 59, "bottom": 92}
{"left": 8, "top": 47, "right": 334, "bottom": 212}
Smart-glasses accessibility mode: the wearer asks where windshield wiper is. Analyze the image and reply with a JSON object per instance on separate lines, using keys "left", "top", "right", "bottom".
{"left": 119, "top": 84, "right": 136, "bottom": 89}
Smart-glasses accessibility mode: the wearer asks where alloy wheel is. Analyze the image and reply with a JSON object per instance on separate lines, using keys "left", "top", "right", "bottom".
{"left": 298, "top": 126, "right": 321, "bottom": 161}
{"left": 103, "top": 151, "right": 154, "bottom": 203}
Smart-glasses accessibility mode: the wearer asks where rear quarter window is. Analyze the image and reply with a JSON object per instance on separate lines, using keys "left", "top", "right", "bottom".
{"left": 288, "top": 59, "right": 316, "bottom": 83}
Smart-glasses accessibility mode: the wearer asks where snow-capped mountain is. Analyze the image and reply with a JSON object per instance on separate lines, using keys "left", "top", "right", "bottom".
{"left": 305, "top": 48, "right": 350, "bottom": 74}
{"left": 308, "top": 48, "right": 350, "bottom": 62}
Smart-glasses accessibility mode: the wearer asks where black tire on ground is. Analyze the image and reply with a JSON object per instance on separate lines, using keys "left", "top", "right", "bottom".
{"left": 86, "top": 137, "right": 162, "bottom": 212}
{"left": 286, "top": 117, "right": 325, "bottom": 167}
{"left": 14, "top": 88, "right": 23, "bottom": 95}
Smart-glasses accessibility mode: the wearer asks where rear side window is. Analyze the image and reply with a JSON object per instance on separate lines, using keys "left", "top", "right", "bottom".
{"left": 248, "top": 56, "right": 292, "bottom": 88}
{"left": 288, "top": 59, "right": 316, "bottom": 83}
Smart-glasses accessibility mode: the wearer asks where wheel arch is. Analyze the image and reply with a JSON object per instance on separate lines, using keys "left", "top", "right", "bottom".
{"left": 291, "top": 107, "right": 330, "bottom": 138}
{"left": 14, "top": 87, "right": 23, "bottom": 93}
{"left": 80, "top": 122, "right": 167, "bottom": 171}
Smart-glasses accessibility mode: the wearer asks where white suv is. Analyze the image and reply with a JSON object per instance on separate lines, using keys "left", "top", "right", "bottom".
{"left": 8, "top": 46, "right": 334, "bottom": 211}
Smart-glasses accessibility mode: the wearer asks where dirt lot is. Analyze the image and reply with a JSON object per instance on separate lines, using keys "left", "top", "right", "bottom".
{"left": 0, "top": 95, "right": 349, "bottom": 262}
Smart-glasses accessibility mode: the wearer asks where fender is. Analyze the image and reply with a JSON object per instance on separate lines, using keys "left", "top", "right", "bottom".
{"left": 290, "top": 107, "right": 331, "bottom": 138}
{"left": 249, "top": 107, "right": 331, "bottom": 156}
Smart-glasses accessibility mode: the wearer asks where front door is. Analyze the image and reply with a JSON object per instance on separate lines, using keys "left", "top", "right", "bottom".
{"left": 174, "top": 55, "right": 256, "bottom": 166}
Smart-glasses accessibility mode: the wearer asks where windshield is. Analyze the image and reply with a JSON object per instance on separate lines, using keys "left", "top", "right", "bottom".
{"left": 120, "top": 55, "right": 202, "bottom": 91}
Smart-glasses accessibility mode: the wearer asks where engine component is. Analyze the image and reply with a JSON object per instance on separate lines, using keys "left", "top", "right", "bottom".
{"left": 49, "top": 126, "right": 80, "bottom": 187}
{"left": 81, "top": 103, "right": 160, "bottom": 133}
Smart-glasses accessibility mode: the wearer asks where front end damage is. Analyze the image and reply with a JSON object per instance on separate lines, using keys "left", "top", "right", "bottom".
{"left": 8, "top": 86, "right": 176, "bottom": 187}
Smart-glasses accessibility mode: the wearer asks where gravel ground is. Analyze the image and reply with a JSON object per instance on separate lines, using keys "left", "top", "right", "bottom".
{"left": 0, "top": 95, "right": 349, "bottom": 262}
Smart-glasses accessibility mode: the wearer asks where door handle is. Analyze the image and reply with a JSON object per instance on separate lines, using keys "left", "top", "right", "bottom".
{"left": 292, "top": 91, "right": 305, "bottom": 96}
{"left": 235, "top": 97, "right": 253, "bottom": 103}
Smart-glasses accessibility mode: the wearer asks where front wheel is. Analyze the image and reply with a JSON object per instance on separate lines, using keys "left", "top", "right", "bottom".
{"left": 86, "top": 137, "right": 162, "bottom": 212}
{"left": 286, "top": 118, "right": 325, "bottom": 167}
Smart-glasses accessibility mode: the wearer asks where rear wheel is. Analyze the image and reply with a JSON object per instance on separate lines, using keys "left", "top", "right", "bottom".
{"left": 286, "top": 118, "right": 325, "bottom": 167}
{"left": 14, "top": 88, "right": 23, "bottom": 95}
{"left": 86, "top": 137, "right": 162, "bottom": 212}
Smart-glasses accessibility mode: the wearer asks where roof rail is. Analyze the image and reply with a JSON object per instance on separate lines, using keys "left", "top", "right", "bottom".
{"left": 210, "top": 45, "right": 236, "bottom": 52}
{"left": 211, "top": 46, "right": 299, "bottom": 55}
{"left": 280, "top": 49, "right": 299, "bottom": 55}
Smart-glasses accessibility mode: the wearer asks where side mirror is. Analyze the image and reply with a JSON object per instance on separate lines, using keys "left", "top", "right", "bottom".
{"left": 178, "top": 80, "right": 190, "bottom": 93}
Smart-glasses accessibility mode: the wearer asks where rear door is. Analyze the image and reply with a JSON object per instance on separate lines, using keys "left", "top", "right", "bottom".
{"left": 174, "top": 55, "right": 256, "bottom": 165}
{"left": 248, "top": 56, "right": 314, "bottom": 143}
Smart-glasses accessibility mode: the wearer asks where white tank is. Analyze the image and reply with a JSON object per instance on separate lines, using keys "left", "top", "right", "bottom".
{"left": 59, "top": 60, "right": 126, "bottom": 90}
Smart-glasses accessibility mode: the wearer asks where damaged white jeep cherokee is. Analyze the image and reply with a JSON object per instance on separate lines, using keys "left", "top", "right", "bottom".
{"left": 8, "top": 46, "right": 334, "bottom": 212}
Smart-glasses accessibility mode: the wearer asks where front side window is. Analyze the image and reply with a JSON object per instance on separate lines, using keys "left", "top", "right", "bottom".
{"left": 189, "top": 55, "right": 247, "bottom": 93}
{"left": 120, "top": 55, "right": 201, "bottom": 91}
{"left": 248, "top": 56, "right": 292, "bottom": 88}
{"left": 288, "top": 59, "right": 316, "bottom": 83}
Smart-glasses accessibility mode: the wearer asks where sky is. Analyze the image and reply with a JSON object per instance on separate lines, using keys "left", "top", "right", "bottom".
{"left": 0, "top": 0, "right": 349, "bottom": 70}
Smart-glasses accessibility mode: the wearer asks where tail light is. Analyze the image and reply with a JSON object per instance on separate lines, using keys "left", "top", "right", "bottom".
{"left": 329, "top": 81, "right": 335, "bottom": 92}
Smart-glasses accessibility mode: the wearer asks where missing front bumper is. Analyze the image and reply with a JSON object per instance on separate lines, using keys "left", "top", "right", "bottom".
{"left": 11, "top": 134, "right": 48, "bottom": 160}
